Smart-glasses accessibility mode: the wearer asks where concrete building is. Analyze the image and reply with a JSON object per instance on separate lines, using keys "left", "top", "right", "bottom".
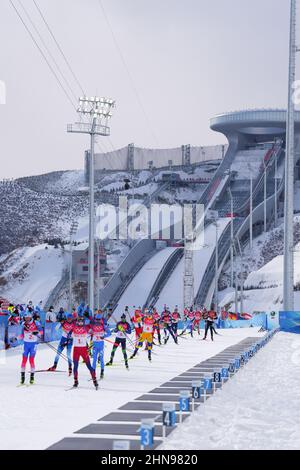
{"left": 72, "top": 242, "right": 106, "bottom": 282}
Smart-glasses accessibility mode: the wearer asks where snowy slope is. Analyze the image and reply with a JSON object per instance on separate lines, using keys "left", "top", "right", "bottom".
{"left": 160, "top": 332, "right": 300, "bottom": 450}
{"left": 115, "top": 247, "right": 177, "bottom": 316}
{"left": 0, "top": 244, "right": 65, "bottom": 305}
{"left": 245, "top": 248, "right": 300, "bottom": 289}
{"left": 155, "top": 219, "right": 230, "bottom": 311}
{"left": 0, "top": 328, "right": 263, "bottom": 450}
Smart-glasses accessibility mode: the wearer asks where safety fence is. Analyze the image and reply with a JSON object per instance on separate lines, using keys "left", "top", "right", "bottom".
{"left": 0, "top": 314, "right": 62, "bottom": 350}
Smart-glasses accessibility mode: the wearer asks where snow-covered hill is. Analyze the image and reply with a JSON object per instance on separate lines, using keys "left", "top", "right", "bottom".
{"left": 0, "top": 180, "right": 88, "bottom": 255}
{"left": 0, "top": 244, "right": 65, "bottom": 305}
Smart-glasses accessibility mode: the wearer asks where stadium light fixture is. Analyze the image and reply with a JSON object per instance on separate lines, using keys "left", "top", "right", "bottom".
{"left": 68, "top": 96, "right": 115, "bottom": 314}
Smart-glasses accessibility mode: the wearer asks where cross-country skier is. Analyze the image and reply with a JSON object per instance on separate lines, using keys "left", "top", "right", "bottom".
{"left": 106, "top": 314, "right": 131, "bottom": 369}
{"left": 90, "top": 313, "right": 111, "bottom": 379}
{"left": 131, "top": 307, "right": 143, "bottom": 341}
{"left": 193, "top": 309, "right": 202, "bottom": 336}
{"left": 130, "top": 310, "right": 154, "bottom": 361}
{"left": 48, "top": 313, "right": 74, "bottom": 375}
{"left": 72, "top": 314, "right": 98, "bottom": 389}
{"left": 152, "top": 307, "right": 162, "bottom": 345}
{"left": 19, "top": 311, "right": 43, "bottom": 385}
{"left": 171, "top": 306, "right": 181, "bottom": 338}
{"left": 161, "top": 308, "right": 178, "bottom": 344}
{"left": 203, "top": 306, "right": 216, "bottom": 341}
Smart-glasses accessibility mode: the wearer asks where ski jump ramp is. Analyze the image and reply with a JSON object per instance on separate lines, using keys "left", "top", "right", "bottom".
{"left": 114, "top": 247, "right": 177, "bottom": 317}
{"left": 154, "top": 219, "right": 230, "bottom": 312}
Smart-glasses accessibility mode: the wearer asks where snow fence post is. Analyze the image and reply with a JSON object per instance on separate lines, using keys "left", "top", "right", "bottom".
{"left": 179, "top": 390, "right": 191, "bottom": 423}
{"left": 162, "top": 403, "right": 176, "bottom": 441}
{"left": 191, "top": 380, "right": 202, "bottom": 411}
{"left": 202, "top": 377, "right": 212, "bottom": 401}
{"left": 221, "top": 366, "right": 229, "bottom": 385}
{"left": 140, "top": 419, "right": 155, "bottom": 450}
{"left": 213, "top": 370, "right": 221, "bottom": 392}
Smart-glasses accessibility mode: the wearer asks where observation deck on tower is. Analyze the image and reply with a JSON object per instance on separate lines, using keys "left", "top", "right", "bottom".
{"left": 210, "top": 109, "right": 300, "bottom": 150}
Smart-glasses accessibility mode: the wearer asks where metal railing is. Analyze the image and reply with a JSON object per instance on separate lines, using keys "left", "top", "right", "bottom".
{"left": 195, "top": 144, "right": 284, "bottom": 307}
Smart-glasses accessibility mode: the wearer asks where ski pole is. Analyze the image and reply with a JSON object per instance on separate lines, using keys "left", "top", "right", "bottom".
{"left": 44, "top": 341, "right": 69, "bottom": 363}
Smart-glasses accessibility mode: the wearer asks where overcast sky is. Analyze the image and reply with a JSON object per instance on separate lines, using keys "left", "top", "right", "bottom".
{"left": 0, "top": 0, "right": 297, "bottom": 178}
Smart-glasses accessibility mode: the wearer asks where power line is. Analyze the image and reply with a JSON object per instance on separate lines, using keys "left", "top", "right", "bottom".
{"left": 32, "top": 0, "right": 86, "bottom": 97}
{"left": 9, "top": 0, "right": 77, "bottom": 111}
{"left": 97, "top": 0, "right": 159, "bottom": 147}
{"left": 17, "top": 0, "right": 78, "bottom": 103}
{"left": 11, "top": 0, "right": 128, "bottom": 172}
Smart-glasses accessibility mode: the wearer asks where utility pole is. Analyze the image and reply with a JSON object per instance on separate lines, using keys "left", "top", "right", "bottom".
{"left": 69, "top": 221, "right": 78, "bottom": 312}
{"left": 284, "top": 0, "right": 296, "bottom": 311}
{"left": 68, "top": 96, "right": 115, "bottom": 314}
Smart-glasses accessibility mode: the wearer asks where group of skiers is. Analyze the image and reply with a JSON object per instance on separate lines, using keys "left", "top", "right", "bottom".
{"left": 14, "top": 301, "right": 219, "bottom": 390}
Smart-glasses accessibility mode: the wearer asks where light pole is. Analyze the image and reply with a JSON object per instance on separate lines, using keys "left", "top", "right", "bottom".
{"left": 236, "top": 237, "right": 244, "bottom": 315}
{"left": 68, "top": 96, "right": 115, "bottom": 314}
{"left": 233, "top": 241, "right": 239, "bottom": 315}
{"left": 248, "top": 163, "right": 253, "bottom": 249}
{"left": 227, "top": 187, "right": 234, "bottom": 287}
{"left": 274, "top": 147, "right": 278, "bottom": 228}
{"left": 96, "top": 238, "right": 101, "bottom": 310}
{"left": 284, "top": 0, "right": 297, "bottom": 312}
{"left": 69, "top": 221, "right": 78, "bottom": 312}
{"left": 214, "top": 220, "right": 219, "bottom": 315}
{"left": 264, "top": 162, "right": 267, "bottom": 233}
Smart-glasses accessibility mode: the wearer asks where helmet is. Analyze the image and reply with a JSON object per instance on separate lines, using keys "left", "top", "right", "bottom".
{"left": 66, "top": 313, "right": 73, "bottom": 320}
{"left": 121, "top": 313, "right": 126, "bottom": 320}
{"left": 95, "top": 314, "right": 102, "bottom": 321}
{"left": 24, "top": 311, "right": 32, "bottom": 320}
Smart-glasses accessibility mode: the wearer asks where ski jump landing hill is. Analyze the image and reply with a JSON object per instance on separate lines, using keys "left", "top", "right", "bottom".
{"left": 102, "top": 109, "right": 300, "bottom": 318}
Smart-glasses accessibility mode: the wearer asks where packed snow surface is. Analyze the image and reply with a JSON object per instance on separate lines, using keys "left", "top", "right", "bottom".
{"left": 0, "top": 328, "right": 263, "bottom": 450}
{"left": 160, "top": 332, "right": 300, "bottom": 450}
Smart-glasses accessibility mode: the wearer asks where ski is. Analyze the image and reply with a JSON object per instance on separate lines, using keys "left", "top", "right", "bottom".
{"left": 30, "top": 369, "right": 65, "bottom": 373}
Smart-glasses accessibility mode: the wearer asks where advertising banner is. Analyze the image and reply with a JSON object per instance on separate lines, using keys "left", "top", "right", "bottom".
{"left": 279, "top": 311, "right": 300, "bottom": 334}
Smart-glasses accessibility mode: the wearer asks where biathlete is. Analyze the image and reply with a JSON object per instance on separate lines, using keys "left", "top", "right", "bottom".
{"left": 131, "top": 307, "right": 143, "bottom": 342}
{"left": 106, "top": 314, "right": 131, "bottom": 369}
{"left": 193, "top": 309, "right": 202, "bottom": 336}
{"left": 20, "top": 311, "right": 43, "bottom": 385}
{"left": 171, "top": 307, "right": 181, "bottom": 339}
{"left": 48, "top": 313, "right": 74, "bottom": 375}
{"left": 90, "top": 313, "right": 111, "bottom": 379}
{"left": 161, "top": 308, "right": 178, "bottom": 344}
{"left": 152, "top": 307, "right": 162, "bottom": 345}
{"left": 72, "top": 314, "right": 98, "bottom": 389}
{"left": 130, "top": 310, "right": 154, "bottom": 361}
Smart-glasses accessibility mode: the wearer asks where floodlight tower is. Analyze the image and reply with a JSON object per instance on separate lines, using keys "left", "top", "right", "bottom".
{"left": 283, "top": 0, "right": 297, "bottom": 311}
{"left": 69, "top": 220, "right": 79, "bottom": 312}
{"left": 68, "top": 97, "right": 115, "bottom": 313}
